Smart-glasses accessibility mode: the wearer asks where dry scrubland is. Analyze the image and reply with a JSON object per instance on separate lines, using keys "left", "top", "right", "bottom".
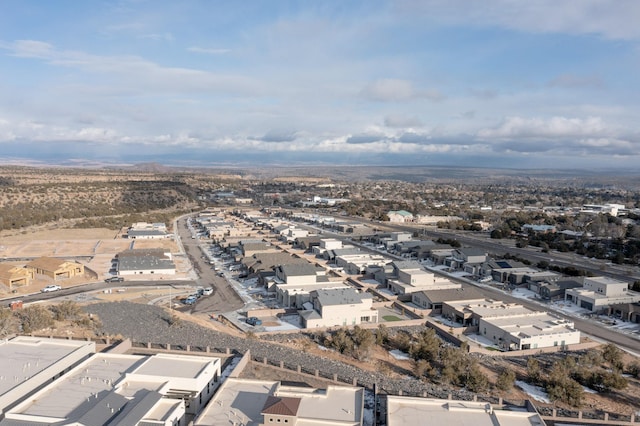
{"left": 0, "top": 166, "right": 208, "bottom": 233}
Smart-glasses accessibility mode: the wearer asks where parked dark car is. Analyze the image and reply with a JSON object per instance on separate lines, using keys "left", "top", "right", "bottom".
{"left": 105, "top": 276, "right": 124, "bottom": 283}
{"left": 246, "top": 317, "right": 262, "bottom": 326}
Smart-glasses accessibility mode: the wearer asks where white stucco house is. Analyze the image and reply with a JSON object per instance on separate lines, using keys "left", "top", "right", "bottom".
{"left": 300, "top": 287, "right": 378, "bottom": 328}
{"left": 565, "top": 276, "right": 640, "bottom": 313}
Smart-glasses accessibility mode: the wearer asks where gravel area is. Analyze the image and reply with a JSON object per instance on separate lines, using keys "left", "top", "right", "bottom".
{"left": 84, "top": 301, "right": 478, "bottom": 400}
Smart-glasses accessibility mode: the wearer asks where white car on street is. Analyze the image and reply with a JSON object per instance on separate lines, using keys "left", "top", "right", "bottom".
{"left": 41, "top": 284, "right": 62, "bottom": 293}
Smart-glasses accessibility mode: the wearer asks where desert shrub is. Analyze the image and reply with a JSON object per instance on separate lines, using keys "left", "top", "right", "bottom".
{"left": 17, "top": 305, "right": 54, "bottom": 333}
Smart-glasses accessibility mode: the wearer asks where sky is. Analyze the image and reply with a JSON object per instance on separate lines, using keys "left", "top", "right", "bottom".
{"left": 0, "top": 0, "right": 639, "bottom": 169}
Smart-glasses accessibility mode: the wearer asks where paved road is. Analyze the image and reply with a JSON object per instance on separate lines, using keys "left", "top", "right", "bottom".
{"left": 174, "top": 215, "right": 245, "bottom": 314}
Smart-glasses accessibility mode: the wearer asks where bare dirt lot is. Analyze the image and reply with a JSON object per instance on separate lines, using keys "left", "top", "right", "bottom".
{"left": 0, "top": 227, "right": 185, "bottom": 296}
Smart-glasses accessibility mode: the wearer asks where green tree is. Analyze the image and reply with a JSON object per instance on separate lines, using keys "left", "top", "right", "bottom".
{"left": 351, "top": 326, "right": 375, "bottom": 361}
{"left": 409, "top": 329, "right": 440, "bottom": 362}
{"left": 496, "top": 368, "right": 516, "bottom": 391}
{"left": 328, "top": 328, "right": 353, "bottom": 354}
{"left": 546, "top": 360, "right": 583, "bottom": 407}
{"left": 413, "top": 359, "right": 433, "bottom": 379}
{"left": 465, "top": 362, "right": 489, "bottom": 393}
{"left": 392, "top": 332, "right": 412, "bottom": 353}
{"left": 546, "top": 377, "right": 583, "bottom": 407}
{"left": 376, "top": 324, "right": 389, "bottom": 346}
{"left": 527, "top": 357, "right": 542, "bottom": 385}
{"left": 602, "top": 343, "right": 624, "bottom": 371}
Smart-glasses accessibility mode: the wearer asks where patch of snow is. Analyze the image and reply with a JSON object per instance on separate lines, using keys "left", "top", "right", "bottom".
{"left": 515, "top": 380, "right": 550, "bottom": 403}
{"left": 389, "top": 349, "right": 411, "bottom": 360}
{"left": 510, "top": 288, "right": 537, "bottom": 299}
{"left": 582, "top": 386, "right": 598, "bottom": 394}
{"left": 377, "top": 288, "right": 396, "bottom": 296}
{"left": 465, "top": 333, "right": 500, "bottom": 349}
{"left": 363, "top": 390, "right": 375, "bottom": 426}
{"left": 432, "top": 315, "right": 464, "bottom": 329}
{"left": 264, "top": 315, "right": 302, "bottom": 332}
{"left": 220, "top": 356, "right": 242, "bottom": 381}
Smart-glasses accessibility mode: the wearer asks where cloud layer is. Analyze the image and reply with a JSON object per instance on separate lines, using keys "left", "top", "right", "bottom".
{"left": 0, "top": 1, "right": 638, "bottom": 169}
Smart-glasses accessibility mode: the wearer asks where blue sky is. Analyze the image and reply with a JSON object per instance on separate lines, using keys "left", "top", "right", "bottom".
{"left": 0, "top": 0, "right": 639, "bottom": 169}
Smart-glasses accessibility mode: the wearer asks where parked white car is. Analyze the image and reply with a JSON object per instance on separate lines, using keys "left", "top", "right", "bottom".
{"left": 41, "top": 284, "right": 62, "bottom": 293}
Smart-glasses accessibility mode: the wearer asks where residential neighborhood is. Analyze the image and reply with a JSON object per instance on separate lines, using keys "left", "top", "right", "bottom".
{"left": 0, "top": 169, "right": 639, "bottom": 425}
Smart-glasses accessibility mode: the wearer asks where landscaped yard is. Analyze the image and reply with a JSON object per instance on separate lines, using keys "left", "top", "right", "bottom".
{"left": 382, "top": 315, "right": 401, "bottom": 321}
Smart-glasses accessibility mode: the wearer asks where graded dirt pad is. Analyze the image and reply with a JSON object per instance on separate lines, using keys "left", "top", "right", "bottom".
{"left": 131, "top": 239, "right": 178, "bottom": 250}
{"left": 0, "top": 227, "right": 189, "bottom": 296}
{"left": 0, "top": 228, "right": 180, "bottom": 259}
{"left": 0, "top": 228, "right": 118, "bottom": 242}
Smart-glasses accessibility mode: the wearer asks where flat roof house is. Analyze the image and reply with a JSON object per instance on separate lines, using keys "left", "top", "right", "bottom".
{"left": 385, "top": 396, "right": 545, "bottom": 426}
{"left": 479, "top": 311, "right": 580, "bottom": 351}
{"left": 443, "top": 300, "right": 580, "bottom": 351}
{"left": 274, "top": 263, "right": 334, "bottom": 308}
{"left": 195, "top": 378, "right": 364, "bottom": 426}
{"left": 412, "top": 285, "right": 485, "bottom": 313}
{"left": 386, "top": 261, "right": 459, "bottom": 299}
{"left": 2, "top": 351, "right": 221, "bottom": 425}
{"left": 565, "top": 276, "right": 640, "bottom": 313}
{"left": 0, "top": 336, "right": 95, "bottom": 417}
{"left": 301, "top": 287, "right": 378, "bottom": 328}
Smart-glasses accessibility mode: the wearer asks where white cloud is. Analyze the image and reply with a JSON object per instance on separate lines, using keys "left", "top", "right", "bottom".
{"left": 187, "top": 47, "right": 231, "bottom": 54}
{"left": 5, "top": 40, "right": 54, "bottom": 58}
{"left": 361, "top": 79, "right": 444, "bottom": 102}
{"left": 384, "top": 114, "right": 424, "bottom": 128}
{"left": 0, "top": 40, "right": 260, "bottom": 95}
{"left": 477, "top": 116, "right": 607, "bottom": 140}
{"left": 396, "top": 0, "right": 640, "bottom": 40}
{"left": 140, "top": 32, "right": 174, "bottom": 41}
{"left": 547, "top": 74, "right": 604, "bottom": 89}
